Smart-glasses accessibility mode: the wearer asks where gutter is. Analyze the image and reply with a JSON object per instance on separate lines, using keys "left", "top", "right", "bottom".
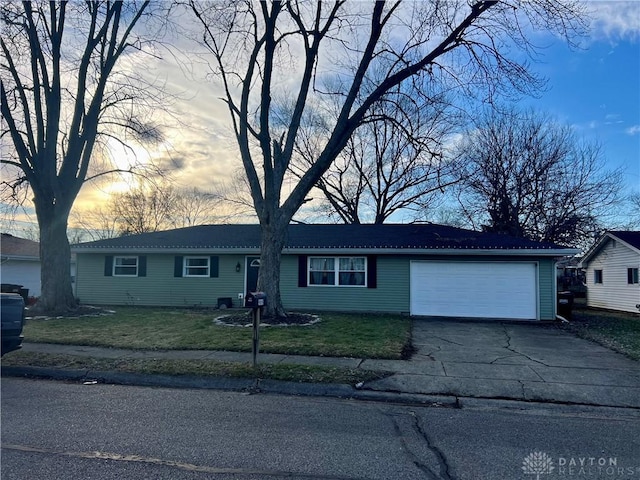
{"left": 0, "top": 255, "right": 40, "bottom": 262}
{"left": 71, "top": 247, "right": 580, "bottom": 257}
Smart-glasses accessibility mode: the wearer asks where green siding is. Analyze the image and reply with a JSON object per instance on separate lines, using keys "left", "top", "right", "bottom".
{"left": 76, "top": 253, "right": 557, "bottom": 318}
{"left": 76, "top": 254, "right": 246, "bottom": 307}
{"left": 282, "top": 255, "right": 557, "bottom": 317}
{"left": 280, "top": 255, "right": 410, "bottom": 313}
{"left": 538, "top": 259, "right": 555, "bottom": 320}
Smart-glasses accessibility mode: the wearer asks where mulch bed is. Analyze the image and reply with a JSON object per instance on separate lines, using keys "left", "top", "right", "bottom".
{"left": 214, "top": 312, "right": 320, "bottom": 327}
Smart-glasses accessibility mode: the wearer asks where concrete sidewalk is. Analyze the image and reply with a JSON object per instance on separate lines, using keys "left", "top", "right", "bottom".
{"left": 7, "top": 319, "right": 640, "bottom": 409}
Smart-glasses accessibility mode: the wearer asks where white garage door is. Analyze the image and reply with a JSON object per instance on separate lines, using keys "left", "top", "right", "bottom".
{"left": 410, "top": 262, "right": 538, "bottom": 320}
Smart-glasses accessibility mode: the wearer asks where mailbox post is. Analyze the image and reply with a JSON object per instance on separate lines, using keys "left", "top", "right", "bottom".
{"left": 245, "top": 292, "right": 267, "bottom": 367}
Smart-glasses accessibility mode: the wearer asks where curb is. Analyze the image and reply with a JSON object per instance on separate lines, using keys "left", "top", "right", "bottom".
{"left": 4, "top": 366, "right": 640, "bottom": 413}
{"left": 1, "top": 366, "right": 458, "bottom": 408}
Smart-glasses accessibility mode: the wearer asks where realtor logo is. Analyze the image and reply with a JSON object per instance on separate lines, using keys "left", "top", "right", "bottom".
{"left": 523, "top": 451, "right": 555, "bottom": 479}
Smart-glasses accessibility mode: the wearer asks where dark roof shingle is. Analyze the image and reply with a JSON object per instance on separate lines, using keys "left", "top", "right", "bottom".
{"left": 72, "top": 224, "right": 571, "bottom": 252}
{"left": 610, "top": 231, "right": 640, "bottom": 250}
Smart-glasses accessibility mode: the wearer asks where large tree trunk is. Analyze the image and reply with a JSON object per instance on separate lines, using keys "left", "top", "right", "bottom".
{"left": 256, "top": 219, "right": 288, "bottom": 318}
{"left": 35, "top": 204, "right": 77, "bottom": 314}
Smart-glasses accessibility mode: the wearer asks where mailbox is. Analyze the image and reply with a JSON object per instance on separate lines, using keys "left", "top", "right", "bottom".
{"left": 245, "top": 291, "right": 267, "bottom": 309}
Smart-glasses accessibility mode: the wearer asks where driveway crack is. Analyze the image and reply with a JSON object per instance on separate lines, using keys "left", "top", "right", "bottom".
{"left": 431, "top": 336, "right": 464, "bottom": 347}
{"left": 518, "top": 380, "right": 526, "bottom": 399}
{"left": 490, "top": 354, "right": 524, "bottom": 364}
{"left": 502, "top": 324, "right": 550, "bottom": 367}
{"left": 417, "top": 345, "right": 442, "bottom": 359}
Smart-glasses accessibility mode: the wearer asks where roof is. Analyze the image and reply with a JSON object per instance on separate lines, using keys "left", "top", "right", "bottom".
{"left": 609, "top": 231, "right": 640, "bottom": 250}
{"left": 71, "top": 224, "right": 577, "bottom": 256}
{"left": 581, "top": 230, "right": 640, "bottom": 265}
{"left": 0, "top": 233, "right": 39, "bottom": 259}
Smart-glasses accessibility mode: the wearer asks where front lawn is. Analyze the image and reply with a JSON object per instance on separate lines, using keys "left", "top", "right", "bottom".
{"left": 560, "top": 307, "right": 640, "bottom": 360}
{"left": 23, "top": 308, "right": 411, "bottom": 359}
{"left": 1, "top": 352, "right": 387, "bottom": 385}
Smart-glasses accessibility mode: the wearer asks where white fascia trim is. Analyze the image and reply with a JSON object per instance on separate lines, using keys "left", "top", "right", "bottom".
{"left": 71, "top": 247, "right": 261, "bottom": 255}
{"left": 0, "top": 255, "right": 40, "bottom": 262}
{"left": 581, "top": 232, "right": 640, "bottom": 267}
{"left": 609, "top": 234, "right": 640, "bottom": 256}
{"left": 72, "top": 247, "right": 579, "bottom": 257}
{"left": 283, "top": 248, "right": 580, "bottom": 256}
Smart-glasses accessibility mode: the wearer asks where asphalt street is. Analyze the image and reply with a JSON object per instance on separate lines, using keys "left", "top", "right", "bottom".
{"left": 2, "top": 378, "right": 639, "bottom": 480}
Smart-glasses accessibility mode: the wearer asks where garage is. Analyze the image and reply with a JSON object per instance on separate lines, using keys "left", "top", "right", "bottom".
{"left": 410, "top": 261, "right": 538, "bottom": 320}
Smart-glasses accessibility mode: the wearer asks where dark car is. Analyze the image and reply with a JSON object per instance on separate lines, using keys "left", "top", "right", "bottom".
{"left": 1, "top": 293, "right": 25, "bottom": 356}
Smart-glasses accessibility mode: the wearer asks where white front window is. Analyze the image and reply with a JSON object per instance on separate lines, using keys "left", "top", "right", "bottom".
{"left": 113, "top": 256, "right": 138, "bottom": 277}
{"left": 184, "top": 257, "right": 210, "bottom": 277}
{"left": 308, "top": 257, "right": 366, "bottom": 287}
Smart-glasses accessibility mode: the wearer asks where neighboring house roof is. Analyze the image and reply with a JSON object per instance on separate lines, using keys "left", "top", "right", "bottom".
{"left": 580, "top": 230, "right": 640, "bottom": 266}
{"left": 72, "top": 224, "right": 577, "bottom": 256}
{"left": 0, "top": 233, "right": 39, "bottom": 260}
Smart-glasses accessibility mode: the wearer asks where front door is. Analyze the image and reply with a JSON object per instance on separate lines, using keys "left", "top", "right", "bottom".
{"left": 245, "top": 256, "right": 261, "bottom": 295}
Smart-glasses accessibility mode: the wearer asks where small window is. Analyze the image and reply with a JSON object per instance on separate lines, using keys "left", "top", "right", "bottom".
{"left": 338, "top": 257, "right": 366, "bottom": 286}
{"left": 308, "top": 256, "right": 366, "bottom": 287}
{"left": 309, "top": 257, "right": 335, "bottom": 285}
{"left": 184, "top": 257, "right": 210, "bottom": 277}
{"left": 114, "top": 256, "right": 138, "bottom": 277}
{"left": 594, "top": 269, "right": 603, "bottom": 284}
{"left": 628, "top": 268, "right": 639, "bottom": 285}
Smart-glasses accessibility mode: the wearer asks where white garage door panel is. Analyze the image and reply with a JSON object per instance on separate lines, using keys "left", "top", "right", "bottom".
{"left": 410, "top": 262, "right": 537, "bottom": 319}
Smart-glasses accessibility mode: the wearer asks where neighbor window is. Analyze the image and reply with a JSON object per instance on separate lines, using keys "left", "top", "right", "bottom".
{"left": 184, "top": 257, "right": 210, "bottom": 277}
{"left": 594, "top": 269, "right": 603, "bottom": 284}
{"left": 113, "top": 256, "right": 138, "bottom": 277}
{"left": 628, "top": 268, "right": 639, "bottom": 284}
{"left": 308, "top": 256, "right": 366, "bottom": 287}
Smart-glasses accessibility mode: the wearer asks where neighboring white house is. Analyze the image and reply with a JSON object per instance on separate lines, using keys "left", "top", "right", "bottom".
{"left": 1, "top": 233, "right": 76, "bottom": 298}
{"left": 1, "top": 233, "right": 41, "bottom": 297}
{"left": 580, "top": 231, "right": 640, "bottom": 314}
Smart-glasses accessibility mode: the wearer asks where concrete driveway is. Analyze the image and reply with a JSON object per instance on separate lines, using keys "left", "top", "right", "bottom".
{"left": 362, "top": 319, "right": 640, "bottom": 408}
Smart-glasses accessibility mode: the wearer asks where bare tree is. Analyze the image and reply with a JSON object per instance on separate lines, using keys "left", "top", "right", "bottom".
{"left": 296, "top": 87, "right": 459, "bottom": 224}
{"left": 70, "top": 182, "right": 239, "bottom": 240}
{"left": 0, "top": 1, "right": 168, "bottom": 313}
{"left": 171, "top": 187, "right": 240, "bottom": 227}
{"left": 620, "top": 192, "right": 640, "bottom": 230}
{"left": 70, "top": 206, "right": 120, "bottom": 242}
{"left": 110, "top": 181, "right": 176, "bottom": 235}
{"left": 454, "top": 109, "right": 623, "bottom": 247}
{"left": 189, "top": 0, "right": 587, "bottom": 316}
{"left": 112, "top": 182, "right": 235, "bottom": 234}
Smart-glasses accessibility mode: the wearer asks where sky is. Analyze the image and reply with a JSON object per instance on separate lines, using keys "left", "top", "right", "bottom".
{"left": 521, "top": 9, "right": 640, "bottom": 191}
{"left": 1, "top": 1, "right": 639, "bottom": 238}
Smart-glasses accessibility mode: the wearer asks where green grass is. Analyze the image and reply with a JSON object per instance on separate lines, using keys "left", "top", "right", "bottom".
{"left": 561, "top": 307, "right": 640, "bottom": 360}
{"left": 1, "top": 352, "right": 388, "bottom": 385}
{"left": 23, "top": 308, "right": 411, "bottom": 359}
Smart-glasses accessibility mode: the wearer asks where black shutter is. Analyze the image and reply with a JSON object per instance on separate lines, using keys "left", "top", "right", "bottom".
{"left": 298, "top": 255, "right": 308, "bottom": 287}
{"left": 367, "top": 255, "right": 377, "bottom": 289}
{"left": 174, "top": 256, "right": 183, "bottom": 277}
{"left": 210, "top": 256, "right": 219, "bottom": 278}
{"left": 104, "top": 256, "right": 113, "bottom": 276}
{"left": 138, "top": 256, "right": 147, "bottom": 277}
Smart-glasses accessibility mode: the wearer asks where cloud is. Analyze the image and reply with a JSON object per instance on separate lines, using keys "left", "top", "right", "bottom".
{"left": 626, "top": 125, "right": 640, "bottom": 136}
{"left": 588, "top": 2, "right": 640, "bottom": 41}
